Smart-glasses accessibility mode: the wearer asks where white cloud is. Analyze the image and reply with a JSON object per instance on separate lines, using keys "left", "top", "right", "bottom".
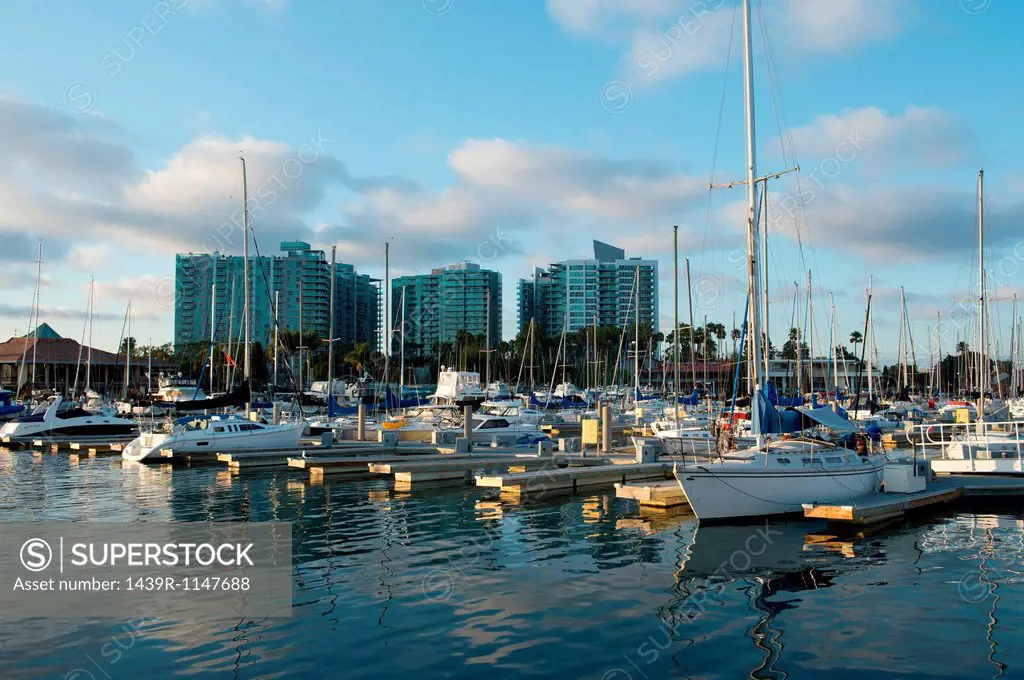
{"left": 786, "top": 106, "right": 972, "bottom": 171}
{"left": 548, "top": 0, "right": 910, "bottom": 84}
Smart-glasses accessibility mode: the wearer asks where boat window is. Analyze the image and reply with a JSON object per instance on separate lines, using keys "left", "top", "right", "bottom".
{"left": 478, "top": 418, "right": 509, "bottom": 429}
{"left": 826, "top": 457, "right": 843, "bottom": 464}
{"left": 238, "top": 423, "right": 262, "bottom": 431}
{"left": 777, "top": 458, "right": 791, "bottom": 464}
{"left": 213, "top": 426, "right": 225, "bottom": 433}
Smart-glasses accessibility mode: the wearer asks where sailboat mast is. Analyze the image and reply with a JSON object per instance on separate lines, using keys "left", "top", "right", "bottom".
{"left": 977, "top": 168, "right": 985, "bottom": 421}
{"left": 273, "top": 291, "right": 280, "bottom": 389}
{"left": 240, "top": 156, "right": 251, "bottom": 392}
{"left": 329, "top": 246, "right": 336, "bottom": 394}
{"left": 741, "top": 0, "right": 763, "bottom": 400}
{"left": 935, "top": 311, "right": 942, "bottom": 395}
{"left": 686, "top": 257, "right": 696, "bottom": 389}
{"left": 209, "top": 256, "right": 217, "bottom": 396}
{"left": 148, "top": 336, "right": 153, "bottom": 394}
{"left": 30, "top": 240, "right": 42, "bottom": 393}
{"left": 673, "top": 225, "right": 680, "bottom": 423}
{"left": 124, "top": 301, "right": 131, "bottom": 400}
{"left": 633, "top": 266, "right": 640, "bottom": 398}
{"left": 899, "top": 286, "right": 908, "bottom": 390}
{"left": 830, "top": 293, "right": 839, "bottom": 394}
{"left": 484, "top": 286, "right": 491, "bottom": 389}
{"left": 400, "top": 286, "right": 407, "bottom": 395}
{"left": 86, "top": 278, "right": 94, "bottom": 393}
{"left": 807, "top": 270, "right": 814, "bottom": 395}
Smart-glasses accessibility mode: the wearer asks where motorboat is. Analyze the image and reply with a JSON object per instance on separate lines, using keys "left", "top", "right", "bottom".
{"left": 477, "top": 399, "right": 546, "bottom": 427}
{"left": 429, "top": 367, "right": 485, "bottom": 406}
{"left": 650, "top": 422, "right": 717, "bottom": 456}
{"left": 485, "top": 381, "right": 512, "bottom": 400}
{"left": 0, "top": 396, "right": 138, "bottom": 439}
{"left": 0, "top": 390, "right": 25, "bottom": 421}
{"left": 468, "top": 412, "right": 546, "bottom": 446}
{"left": 121, "top": 415, "right": 304, "bottom": 462}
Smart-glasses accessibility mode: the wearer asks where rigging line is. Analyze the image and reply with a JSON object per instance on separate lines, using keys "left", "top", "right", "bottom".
{"left": 699, "top": 0, "right": 739, "bottom": 278}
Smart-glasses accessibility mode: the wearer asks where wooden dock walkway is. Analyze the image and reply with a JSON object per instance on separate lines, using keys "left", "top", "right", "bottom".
{"left": 615, "top": 479, "right": 688, "bottom": 508}
{"left": 803, "top": 475, "right": 1024, "bottom": 525}
{"left": 476, "top": 462, "right": 671, "bottom": 497}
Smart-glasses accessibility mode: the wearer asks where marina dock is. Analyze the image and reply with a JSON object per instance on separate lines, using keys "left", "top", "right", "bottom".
{"left": 476, "top": 462, "right": 671, "bottom": 498}
{"left": 615, "top": 479, "right": 688, "bottom": 508}
{"left": 803, "top": 474, "right": 1024, "bottom": 525}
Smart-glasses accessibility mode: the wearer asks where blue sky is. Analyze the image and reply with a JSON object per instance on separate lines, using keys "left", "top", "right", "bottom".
{"left": 0, "top": 0, "right": 1022, "bottom": 365}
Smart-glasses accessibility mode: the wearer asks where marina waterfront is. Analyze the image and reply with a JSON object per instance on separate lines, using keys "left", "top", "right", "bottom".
{"left": 1, "top": 450, "right": 1021, "bottom": 679}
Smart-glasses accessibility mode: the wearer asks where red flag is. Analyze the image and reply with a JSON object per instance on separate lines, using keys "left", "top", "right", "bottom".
{"left": 224, "top": 352, "right": 237, "bottom": 368}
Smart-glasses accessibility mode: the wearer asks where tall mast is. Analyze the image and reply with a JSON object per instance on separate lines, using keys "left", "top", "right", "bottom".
{"left": 148, "top": 336, "right": 152, "bottom": 394}
{"left": 86, "top": 277, "right": 94, "bottom": 393}
{"left": 633, "top": 266, "right": 640, "bottom": 398}
{"left": 935, "top": 311, "right": 942, "bottom": 396}
{"left": 329, "top": 246, "right": 336, "bottom": 393}
{"left": 673, "top": 225, "right": 680, "bottom": 422}
{"left": 400, "top": 286, "right": 407, "bottom": 395}
{"left": 298, "top": 279, "right": 304, "bottom": 393}
{"left": 899, "top": 286, "right": 908, "bottom": 390}
{"left": 742, "top": 0, "right": 764, "bottom": 405}
{"left": 830, "top": 293, "right": 839, "bottom": 394}
{"left": 794, "top": 283, "right": 802, "bottom": 395}
{"left": 209, "top": 255, "right": 217, "bottom": 396}
{"left": 273, "top": 290, "right": 280, "bottom": 389}
{"left": 484, "top": 286, "right": 491, "bottom": 389}
{"left": 30, "top": 240, "right": 42, "bottom": 393}
{"left": 977, "top": 168, "right": 985, "bottom": 422}
{"left": 384, "top": 241, "right": 390, "bottom": 358}
{"left": 240, "top": 156, "right": 251, "bottom": 393}
{"left": 686, "top": 257, "right": 696, "bottom": 389}
{"left": 807, "top": 270, "right": 813, "bottom": 395}
{"left": 124, "top": 301, "right": 131, "bottom": 400}
{"left": 529, "top": 318, "right": 535, "bottom": 392}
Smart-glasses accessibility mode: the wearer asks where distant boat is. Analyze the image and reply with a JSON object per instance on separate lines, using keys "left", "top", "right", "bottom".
{"left": 0, "top": 390, "right": 25, "bottom": 421}
{"left": 0, "top": 395, "right": 137, "bottom": 439}
{"left": 429, "top": 366, "right": 485, "bottom": 407}
{"left": 121, "top": 415, "right": 303, "bottom": 462}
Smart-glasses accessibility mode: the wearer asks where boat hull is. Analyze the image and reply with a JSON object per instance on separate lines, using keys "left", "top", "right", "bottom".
{"left": 675, "top": 460, "right": 884, "bottom": 521}
{"left": 122, "top": 423, "right": 304, "bottom": 462}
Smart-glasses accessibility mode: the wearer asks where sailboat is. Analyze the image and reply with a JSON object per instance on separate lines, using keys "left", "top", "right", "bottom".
{"left": 672, "top": 0, "right": 886, "bottom": 522}
{"left": 122, "top": 156, "right": 303, "bottom": 461}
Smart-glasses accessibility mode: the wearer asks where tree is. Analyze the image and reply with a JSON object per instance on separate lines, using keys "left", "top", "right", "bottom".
{"left": 849, "top": 330, "right": 863, "bottom": 355}
{"left": 119, "top": 336, "right": 138, "bottom": 358}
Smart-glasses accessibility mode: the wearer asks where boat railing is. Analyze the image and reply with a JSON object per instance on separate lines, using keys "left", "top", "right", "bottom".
{"left": 907, "top": 420, "right": 1024, "bottom": 465}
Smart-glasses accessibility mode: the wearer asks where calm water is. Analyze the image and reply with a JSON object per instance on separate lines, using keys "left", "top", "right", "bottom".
{"left": 1, "top": 451, "right": 1022, "bottom": 679}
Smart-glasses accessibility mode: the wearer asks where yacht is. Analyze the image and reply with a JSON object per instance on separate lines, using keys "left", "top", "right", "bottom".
{"left": 121, "top": 415, "right": 304, "bottom": 462}
{"left": 429, "top": 367, "right": 485, "bottom": 406}
{"left": 0, "top": 396, "right": 138, "bottom": 439}
{"left": 649, "top": 421, "right": 717, "bottom": 456}
{"left": 0, "top": 390, "right": 25, "bottom": 421}
{"left": 485, "top": 381, "right": 512, "bottom": 400}
{"left": 478, "top": 399, "right": 546, "bottom": 427}
{"left": 468, "top": 412, "right": 546, "bottom": 446}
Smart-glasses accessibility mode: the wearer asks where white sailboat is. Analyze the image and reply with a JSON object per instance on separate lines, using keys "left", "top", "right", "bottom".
{"left": 672, "top": 0, "right": 885, "bottom": 522}
{"left": 122, "top": 155, "right": 302, "bottom": 461}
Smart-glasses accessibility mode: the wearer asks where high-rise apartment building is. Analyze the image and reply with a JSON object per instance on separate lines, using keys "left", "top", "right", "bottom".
{"left": 391, "top": 262, "right": 501, "bottom": 356}
{"left": 174, "top": 242, "right": 380, "bottom": 350}
{"left": 517, "top": 240, "right": 658, "bottom": 336}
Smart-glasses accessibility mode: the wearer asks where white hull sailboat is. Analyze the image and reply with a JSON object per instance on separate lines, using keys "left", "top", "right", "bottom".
{"left": 672, "top": 0, "right": 885, "bottom": 522}
{"left": 675, "top": 441, "right": 884, "bottom": 521}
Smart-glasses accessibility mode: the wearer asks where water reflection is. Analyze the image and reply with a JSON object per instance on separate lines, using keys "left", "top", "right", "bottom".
{"left": 0, "top": 451, "right": 1022, "bottom": 679}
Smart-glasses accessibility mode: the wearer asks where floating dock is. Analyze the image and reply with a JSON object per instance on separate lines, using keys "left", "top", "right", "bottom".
{"left": 476, "top": 462, "right": 671, "bottom": 497}
{"left": 803, "top": 475, "right": 1024, "bottom": 525}
{"left": 615, "top": 479, "right": 689, "bottom": 508}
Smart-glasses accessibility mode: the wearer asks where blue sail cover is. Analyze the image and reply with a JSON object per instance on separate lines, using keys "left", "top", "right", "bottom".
{"left": 677, "top": 389, "right": 700, "bottom": 406}
{"left": 751, "top": 388, "right": 804, "bottom": 435}
{"left": 764, "top": 381, "right": 804, "bottom": 407}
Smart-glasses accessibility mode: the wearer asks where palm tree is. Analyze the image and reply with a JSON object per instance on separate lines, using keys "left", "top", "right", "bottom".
{"left": 849, "top": 330, "right": 863, "bottom": 355}
{"left": 344, "top": 342, "right": 373, "bottom": 373}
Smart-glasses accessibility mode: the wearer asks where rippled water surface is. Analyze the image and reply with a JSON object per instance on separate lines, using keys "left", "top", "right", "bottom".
{"left": 1, "top": 451, "right": 1022, "bottom": 679}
